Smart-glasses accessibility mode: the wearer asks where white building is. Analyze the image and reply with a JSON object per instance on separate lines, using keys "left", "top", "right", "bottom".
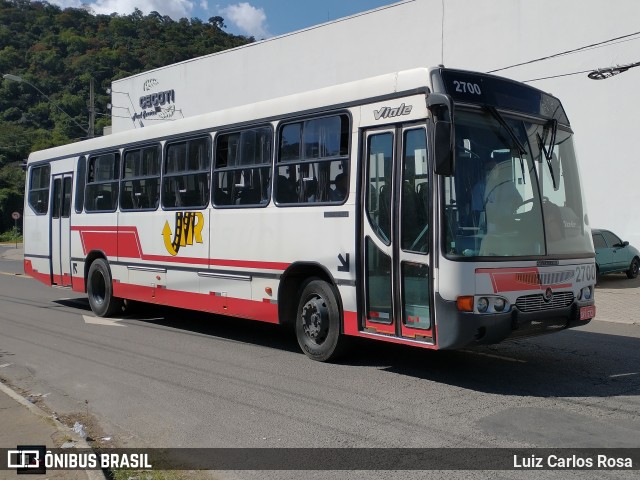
{"left": 110, "top": 0, "right": 640, "bottom": 246}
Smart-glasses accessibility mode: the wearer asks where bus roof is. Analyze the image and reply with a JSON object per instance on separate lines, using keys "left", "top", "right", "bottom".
{"left": 28, "top": 68, "right": 431, "bottom": 164}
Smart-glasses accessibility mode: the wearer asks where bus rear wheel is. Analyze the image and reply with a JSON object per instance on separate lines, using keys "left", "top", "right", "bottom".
{"left": 295, "top": 279, "right": 346, "bottom": 362}
{"left": 87, "top": 258, "right": 123, "bottom": 317}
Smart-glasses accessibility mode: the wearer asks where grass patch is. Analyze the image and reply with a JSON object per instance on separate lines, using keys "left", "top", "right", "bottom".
{"left": 0, "top": 227, "right": 22, "bottom": 243}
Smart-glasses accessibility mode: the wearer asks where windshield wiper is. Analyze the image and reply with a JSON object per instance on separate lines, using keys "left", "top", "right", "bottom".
{"left": 486, "top": 106, "right": 527, "bottom": 182}
{"left": 536, "top": 119, "right": 558, "bottom": 189}
{"left": 486, "top": 106, "right": 527, "bottom": 156}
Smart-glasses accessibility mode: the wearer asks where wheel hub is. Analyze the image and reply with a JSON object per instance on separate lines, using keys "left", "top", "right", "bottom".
{"left": 301, "top": 297, "right": 329, "bottom": 342}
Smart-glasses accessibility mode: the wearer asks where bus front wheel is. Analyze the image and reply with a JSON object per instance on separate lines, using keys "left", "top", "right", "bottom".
{"left": 295, "top": 278, "right": 347, "bottom": 362}
{"left": 87, "top": 258, "right": 123, "bottom": 317}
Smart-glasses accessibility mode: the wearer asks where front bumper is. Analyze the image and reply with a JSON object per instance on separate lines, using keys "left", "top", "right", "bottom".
{"left": 435, "top": 293, "right": 594, "bottom": 349}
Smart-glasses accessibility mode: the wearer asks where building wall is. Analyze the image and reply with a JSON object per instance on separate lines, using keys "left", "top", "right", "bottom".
{"left": 110, "top": 0, "right": 441, "bottom": 132}
{"left": 111, "top": 0, "right": 640, "bottom": 247}
{"left": 443, "top": 0, "right": 640, "bottom": 249}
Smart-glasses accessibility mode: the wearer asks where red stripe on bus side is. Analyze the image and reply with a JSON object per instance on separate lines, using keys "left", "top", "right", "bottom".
{"left": 72, "top": 226, "right": 290, "bottom": 271}
{"left": 141, "top": 254, "right": 210, "bottom": 266}
{"left": 79, "top": 231, "right": 119, "bottom": 256}
{"left": 208, "top": 258, "right": 290, "bottom": 270}
{"left": 118, "top": 230, "right": 143, "bottom": 258}
{"left": 71, "top": 276, "right": 85, "bottom": 293}
{"left": 112, "top": 282, "right": 279, "bottom": 324}
{"left": 24, "top": 260, "right": 52, "bottom": 286}
{"left": 71, "top": 226, "right": 138, "bottom": 232}
{"left": 343, "top": 311, "right": 359, "bottom": 336}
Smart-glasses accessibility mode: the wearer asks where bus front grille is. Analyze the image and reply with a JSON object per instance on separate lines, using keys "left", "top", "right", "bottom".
{"left": 515, "top": 292, "right": 574, "bottom": 312}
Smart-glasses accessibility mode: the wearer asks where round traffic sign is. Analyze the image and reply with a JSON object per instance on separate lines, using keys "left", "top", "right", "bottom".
{"left": 11, "top": 211, "right": 20, "bottom": 220}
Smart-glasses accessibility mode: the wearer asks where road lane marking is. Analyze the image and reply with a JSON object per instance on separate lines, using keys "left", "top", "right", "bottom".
{"left": 0, "top": 363, "right": 13, "bottom": 368}
{"left": 610, "top": 372, "right": 638, "bottom": 378}
{"left": 82, "top": 315, "right": 126, "bottom": 327}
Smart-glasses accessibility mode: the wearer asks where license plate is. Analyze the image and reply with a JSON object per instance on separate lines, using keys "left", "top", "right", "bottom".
{"left": 580, "top": 305, "right": 596, "bottom": 320}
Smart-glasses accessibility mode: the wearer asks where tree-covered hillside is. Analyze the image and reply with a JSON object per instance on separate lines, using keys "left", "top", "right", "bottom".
{"left": 0, "top": 0, "right": 253, "bottom": 233}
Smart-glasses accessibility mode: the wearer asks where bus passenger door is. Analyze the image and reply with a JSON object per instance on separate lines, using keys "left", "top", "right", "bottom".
{"left": 361, "top": 126, "right": 433, "bottom": 342}
{"left": 50, "top": 173, "right": 73, "bottom": 286}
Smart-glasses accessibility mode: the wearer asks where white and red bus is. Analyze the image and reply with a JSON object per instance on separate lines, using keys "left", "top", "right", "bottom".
{"left": 23, "top": 67, "right": 596, "bottom": 361}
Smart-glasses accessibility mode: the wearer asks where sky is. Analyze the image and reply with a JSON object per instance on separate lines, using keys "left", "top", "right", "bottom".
{"left": 43, "top": 0, "right": 402, "bottom": 38}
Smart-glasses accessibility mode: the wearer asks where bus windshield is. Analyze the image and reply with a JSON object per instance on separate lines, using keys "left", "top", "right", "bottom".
{"left": 443, "top": 108, "right": 593, "bottom": 258}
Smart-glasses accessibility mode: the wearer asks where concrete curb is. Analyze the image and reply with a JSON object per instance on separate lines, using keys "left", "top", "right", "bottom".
{"left": 0, "top": 381, "right": 107, "bottom": 480}
{"left": 592, "top": 318, "right": 639, "bottom": 326}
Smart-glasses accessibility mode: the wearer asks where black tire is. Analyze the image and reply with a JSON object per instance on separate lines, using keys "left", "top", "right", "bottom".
{"left": 627, "top": 258, "right": 639, "bottom": 279}
{"left": 122, "top": 299, "right": 141, "bottom": 314}
{"left": 295, "top": 278, "right": 347, "bottom": 362}
{"left": 87, "top": 258, "right": 123, "bottom": 317}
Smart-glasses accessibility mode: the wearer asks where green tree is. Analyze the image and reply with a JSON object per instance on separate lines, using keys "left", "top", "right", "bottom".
{"left": 0, "top": 0, "right": 252, "bottom": 233}
{"left": 0, "top": 163, "right": 24, "bottom": 233}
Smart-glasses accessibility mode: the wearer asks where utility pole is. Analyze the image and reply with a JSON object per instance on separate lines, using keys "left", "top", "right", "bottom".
{"left": 88, "top": 77, "right": 95, "bottom": 138}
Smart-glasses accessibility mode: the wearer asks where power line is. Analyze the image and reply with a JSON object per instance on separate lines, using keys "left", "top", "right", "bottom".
{"left": 487, "top": 30, "right": 640, "bottom": 74}
{"left": 523, "top": 68, "right": 595, "bottom": 83}
{"left": 0, "top": 143, "right": 32, "bottom": 149}
{"left": 95, "top": 112, "right": 131, "bottom": 119}
{"left": 523, "top": 60, "right": 640, "bottom": 83}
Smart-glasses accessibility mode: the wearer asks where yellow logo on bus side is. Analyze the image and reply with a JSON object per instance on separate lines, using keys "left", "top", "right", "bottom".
{"left": 162, "top": 211, "right": 204, "bottom": 256}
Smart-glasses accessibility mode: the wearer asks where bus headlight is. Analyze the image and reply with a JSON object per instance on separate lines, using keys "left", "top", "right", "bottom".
{"left": 477, "top": 297, "right": 489, "bottom": 313}
{"left": 493, "top": 297, "right": 506, "bottom": 312}
{"left": 581, "top": 286, "right": 592, "bottom": 301}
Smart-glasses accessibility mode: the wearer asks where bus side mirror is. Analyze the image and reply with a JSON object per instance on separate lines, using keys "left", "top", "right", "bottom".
{"left": 434, "top": 121, "right": 454, "bottom": 176}
{"left": 427, "top": 93, "right": 455, "bottom": 176}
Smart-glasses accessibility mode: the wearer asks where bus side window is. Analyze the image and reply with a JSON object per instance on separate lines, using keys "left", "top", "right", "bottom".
{"left": 85, "top": 152, "right": 120, "bottom": 212}
{"left": 28, "top": 164, "right": 51, "bottom": 215}
{"left": 401, "top": 128, "right": 429, "bottom": 253}
{"left": 213, "top": 126, "right": 272, "bottom": 208}
{"left": 75, "top": 156, "right": 86, "bottom": 213}
{"left": 121, "top": 145, "right": 161, "bottom": 211}
{"left": 163, "top": 137, "right": 211, "bottom": 209}
{"left": 276, "top": 114, "right": 350, "bottom": 206}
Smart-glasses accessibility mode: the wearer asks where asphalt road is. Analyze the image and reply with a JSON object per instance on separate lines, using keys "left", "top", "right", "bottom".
{"left": 0, "top": 247, "right": 639, "bottom": 479}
